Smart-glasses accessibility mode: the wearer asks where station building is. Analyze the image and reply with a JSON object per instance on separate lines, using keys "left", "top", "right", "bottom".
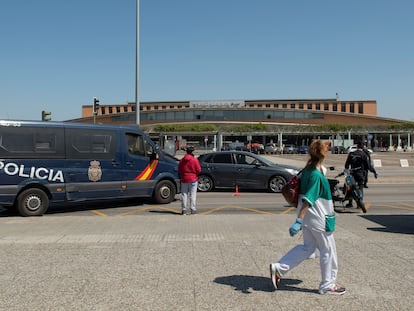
{"left": 78, "top": 97, "right": 385, "bottom": 126}
{"left": 71, "top": 97, "right": 411, "bottom": 151}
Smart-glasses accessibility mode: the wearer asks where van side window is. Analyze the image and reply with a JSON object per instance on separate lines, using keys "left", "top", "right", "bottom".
{"left": 0, "top": 126, "right": 64, "bottom": 159}
{"left": 66, "top": 129, "right": 116, "bottom": 159}
{"left": 126, "top": 133, "right": 154, "bottom": 157}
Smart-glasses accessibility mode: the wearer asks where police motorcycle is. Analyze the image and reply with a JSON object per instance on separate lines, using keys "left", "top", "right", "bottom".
{"left": 328, "top": 167, "right": 367, "bottom": 213}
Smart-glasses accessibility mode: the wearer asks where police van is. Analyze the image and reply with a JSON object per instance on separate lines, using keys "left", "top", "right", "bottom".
{"left": 0, "top": 120, "right": 180, "bottom": 216}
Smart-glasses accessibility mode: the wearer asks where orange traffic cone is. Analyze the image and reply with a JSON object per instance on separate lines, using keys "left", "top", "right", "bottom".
{"left": 233, "top": 185, "right": 241, "bottom": 196}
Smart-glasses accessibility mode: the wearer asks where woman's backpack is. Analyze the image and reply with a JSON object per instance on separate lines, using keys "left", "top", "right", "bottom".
{"left": 282, "top": 172, "right": 301, "bottom": 207}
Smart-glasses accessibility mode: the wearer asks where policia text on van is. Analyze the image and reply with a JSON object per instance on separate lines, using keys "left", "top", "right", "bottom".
{"left": 0, "top": 120, "right": 180, "bottom": 216}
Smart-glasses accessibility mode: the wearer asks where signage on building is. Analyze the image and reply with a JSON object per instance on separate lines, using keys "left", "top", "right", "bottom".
{"left": 189, "top": 100, "right": 245, "bottom": 108}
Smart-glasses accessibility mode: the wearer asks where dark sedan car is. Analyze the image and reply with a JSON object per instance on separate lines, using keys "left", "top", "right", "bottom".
{"left": 283, "top": 144, "right": 298, "bottom": 154}
{"left": 197, "top": 151, "right": 300, "bottom": 193}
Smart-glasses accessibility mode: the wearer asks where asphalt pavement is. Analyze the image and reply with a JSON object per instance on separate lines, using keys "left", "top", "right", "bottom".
{"left": 0, "top": 212, "right": 413, "bottom": 310}
{"left": 0, "top": 150, "right": 413, "bottom": 310}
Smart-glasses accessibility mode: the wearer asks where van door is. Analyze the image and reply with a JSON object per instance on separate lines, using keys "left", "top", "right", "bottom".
{"left": 121, "top": 132, "right": 158, "bottom": 198}
{"left": 64, "top": 128, "right": 123, "bottom": 201}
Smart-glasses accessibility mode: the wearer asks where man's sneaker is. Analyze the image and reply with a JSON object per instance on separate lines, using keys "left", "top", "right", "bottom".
{"left": 181, "top": 210, "right": 187, "bottom": 215}
{"left": 319, "top": 284, "right": 346, "bottom": 295}
{"left": 190, "top": 210, "right": 197, "bottom": 215}
{"left": 345, "top": 202, "right": 353, "bottom": 208}
{"left": 269, "top": 263, "right": 281, "bottom": 289}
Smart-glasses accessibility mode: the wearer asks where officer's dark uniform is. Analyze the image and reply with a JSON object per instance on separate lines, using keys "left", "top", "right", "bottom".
{"left": 344, "top": 145, "right": 370, "bottom": 207}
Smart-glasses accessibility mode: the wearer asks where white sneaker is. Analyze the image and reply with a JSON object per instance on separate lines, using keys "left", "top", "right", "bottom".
{"left": 319, "top": 284, "right": 346, "bottom": 295}
{"left": 269, "top": 263, "right": 281, "bottom": 289}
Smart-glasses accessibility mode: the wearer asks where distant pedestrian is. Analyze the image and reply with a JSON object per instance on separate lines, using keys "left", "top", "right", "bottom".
{"left": 269, "top": 140, "right": 346, "bottom": 295}
{"left": 178, "top": 146, "right": 201, "bottom": 215}
{"left": 362, "top": 146, "right": 377, "bottom": 188}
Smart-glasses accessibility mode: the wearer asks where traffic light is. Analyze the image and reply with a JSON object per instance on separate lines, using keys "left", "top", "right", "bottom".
{"left": 93, "top": 97, "right": 100, "bottom": 115}
{"left": 42, "top": 110, "right": 52, "bottom": 121}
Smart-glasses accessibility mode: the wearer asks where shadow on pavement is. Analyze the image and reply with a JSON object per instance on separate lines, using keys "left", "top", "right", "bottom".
{"left": 214, "top": 275, "right": 317, "bottom": 294}
{"left": 361, "top": 214, "right": 414, "bottom": 234}
{"left": 0, "top": 198, "right": 152, "bottom": 217}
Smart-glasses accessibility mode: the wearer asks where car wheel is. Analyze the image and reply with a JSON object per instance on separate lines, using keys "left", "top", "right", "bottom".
{"left": 198, "top": 175, "right": 214, "bottom": 192}
{"left": 269, "top": 176, "right": 287, "bottom": 193}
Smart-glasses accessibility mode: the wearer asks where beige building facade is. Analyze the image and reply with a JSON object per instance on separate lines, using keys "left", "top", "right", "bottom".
{"left": 77, "top": 98, "right": 394, "bottom": 126}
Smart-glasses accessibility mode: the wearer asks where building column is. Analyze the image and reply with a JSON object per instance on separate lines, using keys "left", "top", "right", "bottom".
{"left": 389, "top": 134, "right": 393, "bottom": 151}
{"left": 397, "top": 134, "right": 402, "bottom": 151}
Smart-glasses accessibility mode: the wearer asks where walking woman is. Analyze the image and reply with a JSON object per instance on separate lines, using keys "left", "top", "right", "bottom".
{"left": 269, "top": 140, "right": 346, "bottom": 295}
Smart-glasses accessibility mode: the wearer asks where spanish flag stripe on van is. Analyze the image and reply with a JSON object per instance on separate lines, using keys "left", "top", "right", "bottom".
{"left": 135, "top": 160, "right": 158, "bottom": 180}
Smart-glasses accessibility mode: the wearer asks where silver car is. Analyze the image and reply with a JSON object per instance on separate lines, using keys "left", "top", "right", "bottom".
{"left": 264, "top": 143, "right": 280, "bottom": 154}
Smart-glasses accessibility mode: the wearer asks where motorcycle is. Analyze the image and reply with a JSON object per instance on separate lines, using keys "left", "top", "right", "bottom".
{"left": 328, "top": 168, "right": 367, "bottom": 213}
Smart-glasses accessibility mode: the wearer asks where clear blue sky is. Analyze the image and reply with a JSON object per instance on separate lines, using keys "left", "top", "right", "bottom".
{"left": 1, "top": 0, "right": 413, "bottom": 121}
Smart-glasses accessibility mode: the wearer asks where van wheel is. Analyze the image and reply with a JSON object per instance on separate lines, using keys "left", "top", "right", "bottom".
{"left": 154, "top": 180, "right": 176, "bottom": 204}
{"left": 16, "top": 188, "right": 49, "bottom": 216}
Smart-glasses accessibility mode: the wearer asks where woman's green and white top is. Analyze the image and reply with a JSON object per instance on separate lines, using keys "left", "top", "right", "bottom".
{"left": 297, "top": 166, "right": 334, "bottom": 232}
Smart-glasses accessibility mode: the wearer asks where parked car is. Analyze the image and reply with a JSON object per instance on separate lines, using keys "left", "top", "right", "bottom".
{"left": 244, "top": 142, "right": 265, "bottom": 154}
{"left": 197, "top": 151, "right": 300, "bottom": 193}
{"left": 297, "top": 145, "right": 309, "bottom": 154}
{"left": 264, "top": 143, "right": 280, "bottom": 154}
{"left": 332, "top": 146, "right": 346, "bottom": 154}
{"left": 283, "top": 144, "right": 298, "bottom": 154}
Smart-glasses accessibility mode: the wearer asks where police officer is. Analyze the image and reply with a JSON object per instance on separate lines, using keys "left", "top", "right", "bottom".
{"left": 344, "top": 141, "right": 377, "bottom": 207}
{"left": 363, "top": 145, "right": 377, "bottom": 188}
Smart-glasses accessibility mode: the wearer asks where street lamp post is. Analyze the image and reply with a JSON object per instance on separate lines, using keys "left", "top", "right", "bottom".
{"left": 136, "top": 0, "right": 140, "bottom": 125}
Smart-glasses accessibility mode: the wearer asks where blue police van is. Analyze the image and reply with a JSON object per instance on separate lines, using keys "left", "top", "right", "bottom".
{"left": 0, "top": 120, "right": 180, "bottom": 216}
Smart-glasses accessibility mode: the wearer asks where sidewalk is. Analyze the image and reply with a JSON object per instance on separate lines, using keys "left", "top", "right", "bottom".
{"left": 0, "top": 213, "right": 413, "bottom": 310}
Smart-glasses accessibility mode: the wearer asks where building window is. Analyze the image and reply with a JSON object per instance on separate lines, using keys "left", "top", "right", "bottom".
{"left": 358, "top": 102, "right": 363, "bottom": 114}
{"left": 299, "top": 103, "right": 304, "bottom": 109}
{"left": 123, "top": 106, "right": 128, "bottom": 112}
{"left": 332, "top": 103, "right": 337, "bottom": 112}
{"left": 101, "top": 107, "right": 106, "bottom": 114}
{"left": 290, "top": 103, "right": 295, "bottom": 109}
{"left": 315, "top": 103, "right": 320, "bottom": 110}
{"left": 350, "top": 103, "right": 355, "bottom": 113}
{"left": 109, "top": 107, "right": 113, "bottom": 114}
{"left": 266, "top": 104, "right": 271, "bottom": 108}
{"left": 116, "top": 106, "right": 121, "bottom": 113}
{"left": 282, "top": 104, "right": 287, "bottom": 109}
{"left": 307, "top": 103, "right": 312, "bottom": 110}
{"left": 341, "top": 103, "right": 346, "bottom": 112}
{"left": 324, "top": 103, "right": 329, "bottom": 111}
{"left": 170, "top": 105, "right": 175, "bottom": 109}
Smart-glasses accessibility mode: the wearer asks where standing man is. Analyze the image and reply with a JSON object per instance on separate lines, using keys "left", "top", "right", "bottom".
{"left": 363, "top": 145, "right": 377, "bottom": 188}
{"left": 178, "top": 146, "right": 201, "bottom": 215}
